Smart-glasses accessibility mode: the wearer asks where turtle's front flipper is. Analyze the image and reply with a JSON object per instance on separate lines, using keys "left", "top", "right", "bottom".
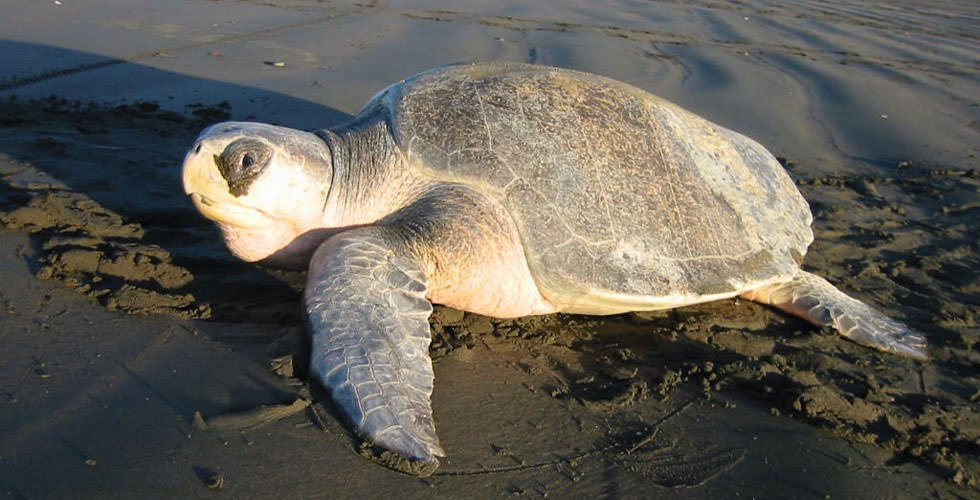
{"left": 304, "top": 228, "right": 443, "bottom": 468}
{"left": 741, "top": 271, "right": 927, "bottom": 359}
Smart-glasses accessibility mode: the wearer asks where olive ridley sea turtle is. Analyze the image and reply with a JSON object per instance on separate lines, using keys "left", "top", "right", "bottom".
{"left": 181, "top": 62, "right": 927, "bottom": 473}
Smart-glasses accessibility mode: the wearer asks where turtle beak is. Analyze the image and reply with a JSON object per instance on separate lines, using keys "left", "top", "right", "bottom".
{"left": 186, "top": 192, "right": 271, "bottom": 230}
{"left": 187, "top": 192, "right": 224, "bottom": 224}
{"left": 182, "top": 139, "right": 214, "bottom": 196}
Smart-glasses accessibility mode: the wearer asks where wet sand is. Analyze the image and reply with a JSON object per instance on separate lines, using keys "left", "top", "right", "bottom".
{"left": 1, "top": 1, "right": 978, "bottom": 498}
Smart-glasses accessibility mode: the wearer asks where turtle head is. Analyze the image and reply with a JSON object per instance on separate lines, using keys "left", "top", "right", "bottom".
{"left": 183, "top": 121, "right": 333, "bottom": 267}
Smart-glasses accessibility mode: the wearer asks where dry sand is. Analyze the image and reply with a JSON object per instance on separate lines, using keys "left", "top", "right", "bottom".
{"left": 1, "top": 1, "right": 978, "bottom": 498}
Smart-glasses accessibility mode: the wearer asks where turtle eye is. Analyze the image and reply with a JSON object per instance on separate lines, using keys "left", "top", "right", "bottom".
{"left": 216, "top": 139, "right": 272, "bottom": 197}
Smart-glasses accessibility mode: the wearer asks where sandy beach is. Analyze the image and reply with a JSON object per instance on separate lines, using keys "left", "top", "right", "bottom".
{"left": 1, "top": 1, "right": 978, "bottom": 498}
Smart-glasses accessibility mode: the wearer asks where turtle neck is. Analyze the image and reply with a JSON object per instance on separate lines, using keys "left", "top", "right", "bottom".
{"left": 315, "top": 117, "right": 432, "bottom": 228}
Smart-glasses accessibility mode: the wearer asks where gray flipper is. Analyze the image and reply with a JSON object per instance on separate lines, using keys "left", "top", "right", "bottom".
{"left": 741, "top": 271, "right": 927, "bottom": 360}
{"left": 304, "top": 228, "right": 444, "bottom": 465}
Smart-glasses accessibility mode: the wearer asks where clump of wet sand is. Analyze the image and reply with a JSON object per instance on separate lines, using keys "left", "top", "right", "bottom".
{"left": 1, "top": 188, "right": 204, "bottom": 317}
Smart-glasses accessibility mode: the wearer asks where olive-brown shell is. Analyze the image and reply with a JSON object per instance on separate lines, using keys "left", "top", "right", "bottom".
{"left": 368, "top": 63, "right": 812, "bottom": 312}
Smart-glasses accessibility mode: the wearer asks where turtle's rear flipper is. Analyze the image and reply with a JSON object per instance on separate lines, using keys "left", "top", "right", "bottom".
{"left": 741, "top": 271, "right": 927, "bottom": 360}
{"left": 305, "top": 228, "right": 444, "bottom": 473}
